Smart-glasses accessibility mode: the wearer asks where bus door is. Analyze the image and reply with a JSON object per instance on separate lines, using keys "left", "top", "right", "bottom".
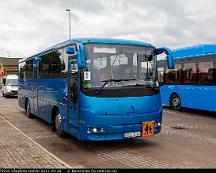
{"left": 67, "top": 55, "right": 79, "bottom": 135}
{"left": 32, "top": 59, "right": 39, "bottom": 116}
{"left": 68, "top": 72, "right": 79, "bottom": 135}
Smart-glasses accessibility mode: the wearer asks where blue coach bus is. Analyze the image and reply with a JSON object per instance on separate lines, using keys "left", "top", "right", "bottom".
{"left": 18, "top": 38, "right": 174, "bottom": 141}
{"left": 158, "top": 44, "right": 216, "bottom": 111}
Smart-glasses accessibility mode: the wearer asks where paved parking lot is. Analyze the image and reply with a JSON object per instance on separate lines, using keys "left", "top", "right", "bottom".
{"left": 0, "top": 95, "right": 216, "bottom": 168}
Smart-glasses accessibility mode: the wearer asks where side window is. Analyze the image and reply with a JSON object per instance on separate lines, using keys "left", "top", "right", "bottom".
{"left": 25, "top": 59, "right": 33, "bottom": 79}
{"left": 182, "top": 62, "right": 196, "bottom": 84}
{"left": 39, "top": 48, "right": 69, "bottom": 78}
{"left": 19, "top": 62, "right": 25, "bottom": 79}
{"left": 158, "top": 67, "right": 165, "bottom": 83}
{"left": 166, "top": 63, "right": 182, "bottom": 84}
{"left": 39, "top": 54, "right": 50, "bottom": 78}
{"left": 49, "top": 51, "right": 63, "bottom": 78}
{"left": 198, "top": 61, "right": 213, "bottom": 85}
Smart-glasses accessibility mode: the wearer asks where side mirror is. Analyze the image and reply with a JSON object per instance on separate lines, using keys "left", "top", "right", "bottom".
{"left": 77, "top": 44, "right": 86, "bottom": 69}
{"left": 155, "top": 47, "right": 174, "bottom": 69}
{"left": 66, "top": 44, "right": 86, "bottom": 69}
{"left": 66, "top": 47, "right": 76, "bottom": 55}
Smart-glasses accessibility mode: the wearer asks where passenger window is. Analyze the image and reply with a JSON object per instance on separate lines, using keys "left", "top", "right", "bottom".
{"left": 39, "top": 48, "right": 69, "bottom": 78}
{"left": 198, "top": 61, "right": 213, "bottom": 85}
{"left": 166, "top": 63, "right": 182, "bottom": 84}
{"left": 25, "top": 59, "right": 33, "bottom": 79}
{"left": 158, "top": 67, "right": 165, "bottom": 83}
{"left": 19, "top": 62, "right": 25, "bottom": 79}
{"left": 40, "top": 54, "right": 50, "bottom": 78}
{"left": 183, "top": 63, "right": 196, "bottom": 84}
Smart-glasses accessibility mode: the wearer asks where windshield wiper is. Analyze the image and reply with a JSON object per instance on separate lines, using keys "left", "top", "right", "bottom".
{"left": 122, "top": 83, "right": 159, "bottom": 92}
{"left": 95, "top": 78, "right": 136, "bottom": 95}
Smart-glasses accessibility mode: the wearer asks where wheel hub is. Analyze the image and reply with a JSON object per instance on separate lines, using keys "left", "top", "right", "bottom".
{"left": 55, "top": 113, "right": 61, "bottom": 130}
{"left": 173, "top": 98, "right": 179, "bottom": 107}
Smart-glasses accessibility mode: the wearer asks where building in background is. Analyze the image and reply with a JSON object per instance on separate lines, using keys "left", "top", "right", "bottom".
{"left": 0, "top": 57, "right": 21, "bottom": 88}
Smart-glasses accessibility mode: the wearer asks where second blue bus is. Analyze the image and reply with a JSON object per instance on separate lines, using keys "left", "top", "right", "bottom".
{"left": 158, "top": 44, "right": 216, "bottom": 112}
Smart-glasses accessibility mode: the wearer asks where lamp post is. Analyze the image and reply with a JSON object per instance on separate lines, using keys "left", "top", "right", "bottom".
{"left": 65, "top": 9, "right": 71, "bottom": 40}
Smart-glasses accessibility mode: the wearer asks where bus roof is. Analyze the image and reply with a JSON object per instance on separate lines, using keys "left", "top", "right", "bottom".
{"left": 20, "top": 38, "right": 154, "bottom": 62}
{"left": 172, "top": 44, "right": 216, "bottom": 60}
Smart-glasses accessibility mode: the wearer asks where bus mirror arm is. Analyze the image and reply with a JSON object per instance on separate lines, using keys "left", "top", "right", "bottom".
{"left": 77, "top": 43, "right": 86, "bottom": 69}
{"left": 155, "top": 47, "right": 175, "bottom": 69}
{"left": 66, "top": 47, "right": 76, "bottom": 55}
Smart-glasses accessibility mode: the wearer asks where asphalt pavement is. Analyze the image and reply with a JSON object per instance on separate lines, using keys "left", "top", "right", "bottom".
{"left": 0, "top": 94, "right": 216, "bottom": 168}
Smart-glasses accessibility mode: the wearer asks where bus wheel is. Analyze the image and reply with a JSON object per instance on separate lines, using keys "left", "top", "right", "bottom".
{"left": 26, "top": 100, "right": 34, "bottom": 118}
{"left": 53, "top": 111, "right": 68, "bottom": 138}
{"left": 2, "top": 93, "right": 5, "bottom": 97}
{"left": 171, "top": 94, "right": 181, "bottom": 111}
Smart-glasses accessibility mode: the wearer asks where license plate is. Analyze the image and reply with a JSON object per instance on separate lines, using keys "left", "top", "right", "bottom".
{"left": 124, "top": 131, "right": 141, "bottom": 138}
{"left": 142, "top": 121, "right": 155, "bottom": 137}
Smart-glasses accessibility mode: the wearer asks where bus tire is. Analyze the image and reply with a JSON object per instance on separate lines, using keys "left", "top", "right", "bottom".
{"left": 170, "top": 94, "right": 181, "bottom": 111}
{"left": 2, "top": 93, "right": 5, "bottom": 97}
{"left": 26, "top": 99, "right": 34, "bottom": 118}
{"left": 53, "top": 109, "right": 68, "bottom": 138}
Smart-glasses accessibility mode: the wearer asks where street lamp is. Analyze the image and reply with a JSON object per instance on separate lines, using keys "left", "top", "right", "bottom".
{"left": 65, "top": 9, "right": 71, "bottom": 40}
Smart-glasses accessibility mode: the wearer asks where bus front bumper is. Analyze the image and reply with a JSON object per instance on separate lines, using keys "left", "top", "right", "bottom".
{"left": 79, "top": 112, "right": 162, "bottom": 141}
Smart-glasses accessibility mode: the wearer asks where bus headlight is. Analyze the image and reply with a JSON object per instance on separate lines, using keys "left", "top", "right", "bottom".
{"left": 87, "top": 127, "right": 106, "bottom": 134}
{"left": 154, "top": 122, "right": 161, "bottom": 127}
{"left": 92, "top": 128, "right": 97, "bottom": 133}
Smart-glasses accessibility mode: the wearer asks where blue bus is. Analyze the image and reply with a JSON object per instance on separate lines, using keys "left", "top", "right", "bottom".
{"left": 158, "top": 44, "right": 216, "bottom": 111}
{"left": 18, "top": 38, "right": 174, "bottom": 141}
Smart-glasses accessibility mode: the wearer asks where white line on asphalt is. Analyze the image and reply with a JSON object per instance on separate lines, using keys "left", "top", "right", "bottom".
{"left": 0, "top": 114, "right": 82, "bottom": 169}
{"left": 163, "top": 110, "right": 178, "bottom": 115}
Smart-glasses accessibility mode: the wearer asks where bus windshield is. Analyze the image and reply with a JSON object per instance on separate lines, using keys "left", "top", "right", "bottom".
{"left": 84, "top": 44, "right": 157, "bottom": 89}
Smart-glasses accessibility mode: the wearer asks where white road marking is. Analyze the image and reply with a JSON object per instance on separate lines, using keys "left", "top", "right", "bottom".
{"left": 163, "top": 110, "right": 178, "bottom": 115}
{"left": 0, "top": 114, "right": 83, "bottom": 168}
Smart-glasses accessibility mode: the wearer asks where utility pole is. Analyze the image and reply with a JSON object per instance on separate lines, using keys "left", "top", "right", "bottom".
{"left": 65, "top": 9, "right": 71, "bottom": 40}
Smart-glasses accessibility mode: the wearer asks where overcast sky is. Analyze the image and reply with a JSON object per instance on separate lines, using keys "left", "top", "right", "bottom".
{"left": 0, "top": 0, "right": 216, "bottom": 58}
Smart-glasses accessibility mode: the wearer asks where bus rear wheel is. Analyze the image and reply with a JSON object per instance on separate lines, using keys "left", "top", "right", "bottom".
{"left": 171, "top": 94, "right": 181, "bottom": 111}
